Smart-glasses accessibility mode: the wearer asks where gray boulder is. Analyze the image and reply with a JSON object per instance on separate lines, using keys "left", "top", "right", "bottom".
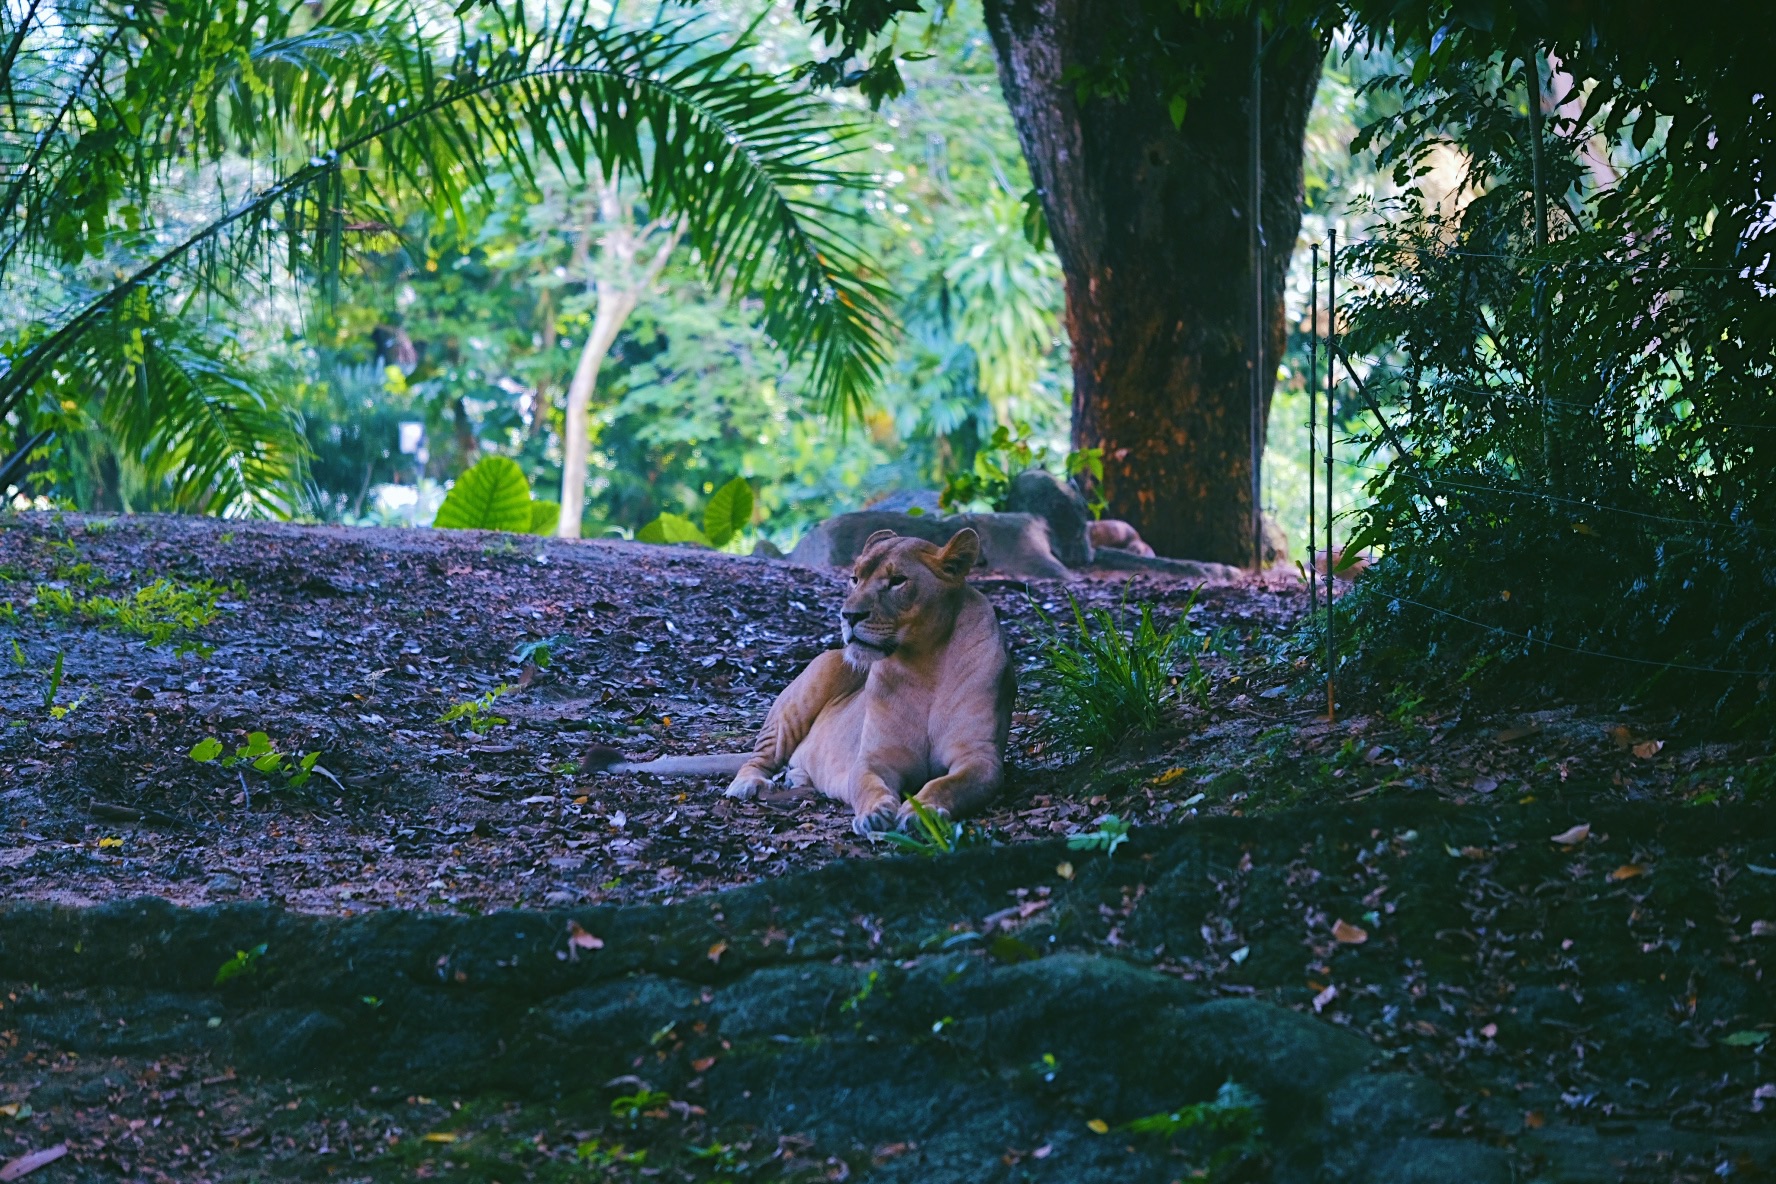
{"left": 787, "top": 510, "right": 1071, "bottom": 580}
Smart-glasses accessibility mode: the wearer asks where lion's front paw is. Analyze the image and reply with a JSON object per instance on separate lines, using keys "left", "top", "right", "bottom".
{"left": 896, "top": 798, "right": 951, "bottom": 832}
{"left": 852, "top": 798, "right": 899, "bottom": 836}
{"left": 724, "top": 769, "right": 769, "bottom": 800}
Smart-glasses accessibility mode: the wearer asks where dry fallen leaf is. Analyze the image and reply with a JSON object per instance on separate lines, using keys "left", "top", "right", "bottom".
{"left": 1151, "top": 767, "right": 1187, "bottom": 787}
{"left": 1606, "top": 724, "right": 1634, "bottom": 749}
{"left": 1472, "top": 777, "right": 1499, "bottom": 794}
{"left": 1632, "top": 739, "right": 1664, "bottom": 759}
{"left": 1085, "top": 1119, "right": 1109, "bottom": 1134}
{"left": 0, "top": 1145, "right": 68, "bottom": 1181}
{"left": 1312, "top": 983, "right": 1339, "bottom": 1013}
{"left": 1609, "top": 864, "right": 1646, "bottom": 881}
{"left": 1524, "top": 1110, "right": 1545, "bottom": 1130}
{"left": 1055, "top": 861, "right": 1075, "bottom": 880}
{"left": 692, "top": 1056, "right": 718, "bottom": 1073}
{"left": 1331, "top": 919, "right": 1368, "bottom": 944}
{"left": 706, "top": 940, "right": 729, "bottom": 964}
{"left": 1751, "top": 920, "right": 1775, "bottom": 938}
{"left": 1550, "top": 823, "right": 1591, "bottom": 846}
{"left": 421, "top": 1133, "right": 458, "bottom": 1144}
{"left": 1480, "top": 1023, "right": 1498, "bottom": 1039}
{"left": 567, "top": 920, "right": 604, "bottom": 951}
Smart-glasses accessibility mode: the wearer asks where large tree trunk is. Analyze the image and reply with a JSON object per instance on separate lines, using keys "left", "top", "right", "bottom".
{"left": 983, "top": 0, "right": 1321, "bottom": 564}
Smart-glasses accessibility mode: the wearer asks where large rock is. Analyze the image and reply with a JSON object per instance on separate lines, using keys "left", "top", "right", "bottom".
{"left": 1004, "top": 469, "right": 1094, "bottom": 567}
{"left": 787, "top": 510, "right": 1071, "bottom": 580}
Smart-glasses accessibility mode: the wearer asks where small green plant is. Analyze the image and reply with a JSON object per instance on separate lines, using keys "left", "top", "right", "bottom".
{"left": 513, "top": 636, "right": 561, "bottom": 668}
{"left": 33, "top": 577, "right": 222, "bottom": 651}
{"left": 879, "top": 800, "right": 973, "bottom": 856}
{"left": 40, "top": 649, "right": 63, "bottom": 708}
{"left": 576, "top": 1138, "right": 647, "bottom": 1167}
{"left": 635, "top": 475, "right": 755, "bottom": 550}
{"left": 1032, "top": 588, "right": 1199, "bottom": 753}
{"left": 1067, "top": 813, "right": 1132, "bottom": 859}
{"left": 190, "top": 732, "right": 321, "bottom": 788}
{"left": 214, "top": 942, "right": 268, "bottom": 985}
{"left": 608, "top": 1089, "right": 672, "bottom": 1122}
{"left": 839, "top": 969, "right": 880, "bottom": 1013}
{"left": 439, "top": 684, "right": 513, "bottom": 734}
{"left": 1122, "top": 1080, "right": 1265, "bottom": 1174}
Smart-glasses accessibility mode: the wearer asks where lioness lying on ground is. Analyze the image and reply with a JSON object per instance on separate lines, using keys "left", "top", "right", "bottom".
{"left": 587, "top": 529, "right": 1014, "bottom": 834}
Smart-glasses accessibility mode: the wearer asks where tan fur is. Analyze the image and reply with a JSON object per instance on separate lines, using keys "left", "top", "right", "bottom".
{"left": 726, "top": 528, "right": 1015, "bottom": 834}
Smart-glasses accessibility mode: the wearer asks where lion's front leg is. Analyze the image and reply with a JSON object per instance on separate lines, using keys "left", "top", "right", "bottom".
{"left": 899, "top": 754, "right": 1002, "bottom": 829}
{"left": 726, "top": 650, "right": 862, "bottom": 800}
{"left": 844, "top": 768, "right": 902, "bottom": 835}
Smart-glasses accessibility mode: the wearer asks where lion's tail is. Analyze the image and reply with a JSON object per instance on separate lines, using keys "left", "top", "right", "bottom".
{"left": 582, "top": 745, "right": 751, "bottom": 778}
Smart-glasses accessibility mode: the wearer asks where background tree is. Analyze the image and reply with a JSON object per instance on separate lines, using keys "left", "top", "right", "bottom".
{"left": 0, "top": 0, "right": 889, "bottom": 515}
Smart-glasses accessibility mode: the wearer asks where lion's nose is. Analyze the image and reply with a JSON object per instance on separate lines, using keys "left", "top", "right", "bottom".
{"left": 841, "top": 609, "right": 868, "bottom": 626}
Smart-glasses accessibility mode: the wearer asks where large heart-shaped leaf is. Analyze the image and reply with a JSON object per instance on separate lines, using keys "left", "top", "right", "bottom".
{"left": 434, "top": 457, "right": 533, "bottom": 532}
{"left": 636, "top": 512, "right": 709, "bottom": 546}
{"left": 702, "top": 476, "right": 754, "bottom": 548}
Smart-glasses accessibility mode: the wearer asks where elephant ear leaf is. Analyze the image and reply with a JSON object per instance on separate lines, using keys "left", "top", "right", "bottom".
{"left": 434, "top": 457, "right": 533, "bottom": 531}
{"left": 636, "top": 512, "right": 709, "bottom": 546}
{"left": 702, "top": 477, "right": 753, "bottom": 548}
{"left": 528, "top": 499, "right": 560, "bottom": 536}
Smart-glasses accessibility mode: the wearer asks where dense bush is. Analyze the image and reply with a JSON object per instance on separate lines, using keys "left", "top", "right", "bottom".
{"left": 1331, "top": 18, "right": 1776, "bottom": 720}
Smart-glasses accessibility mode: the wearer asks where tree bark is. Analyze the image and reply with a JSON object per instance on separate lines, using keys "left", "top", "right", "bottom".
{"left": 982, "top": 0, "right": 1321, "bottom": 563}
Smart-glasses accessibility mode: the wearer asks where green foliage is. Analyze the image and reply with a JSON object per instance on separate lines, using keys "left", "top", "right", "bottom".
{"left": 575, "top": 1138, "right": 647, "bottom": 1167}
{"left": 607, "top": 1090, "right": 671, "bottom": 1122}
{"left": 1331, "top": 12, "right": 1776, "bottom": 717}
{"left": 635, "top": 475, "right": 754, "bottom": 550}
{"left": 1032, "top": 590, "right": 1199, "bottom": 753}
{"left": 940, "top": 422, "right": 1102, "bottom": 514}
{"left": 33, "top": 577, "right": 222, "bottom": 652}
{"left": 40, "top": 650, "right": 64, "bottom": 710}
{"left": 1122, "top": 1079, "right": 1265, "bottom": 1174}
{"left": 439, "top": 685, "right": 512, "bottom": 734}
{"left": 214, "top": 943, "right": 268, "bottom": 986}
{"left": 878, "top": 800, "right": 974, "bottom": 856}
{"left": 700, "top": 477, "right": 754, "bottom": 549}
{"left": 190, "top": 732, "right": 321, "bottom": 788}
{"left": 634, "top": 512, "right": 709, "bottom": 547}
{"left": 513, "top": 637, "right": 561, "bottom": 669}
{"left": 2, "top": 0, "right": 890, "bottom": 517}
{"left": 1066, "top": 814, "right": 1132, "bottom": 859}
{"left": 526, "top": 500, "right": 560, "bottom": 536}
{"left": 434, "top": 457, "right": 535, "bottom": 532}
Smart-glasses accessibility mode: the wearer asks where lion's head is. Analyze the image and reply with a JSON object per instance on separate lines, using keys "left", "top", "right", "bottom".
{"left": 839, "top": 528, "right": 980, "bottom": 666}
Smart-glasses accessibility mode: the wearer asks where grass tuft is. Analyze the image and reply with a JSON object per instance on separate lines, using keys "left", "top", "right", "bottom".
{"left": 1031, "top": 589, "right": 1198, "bottom": 754}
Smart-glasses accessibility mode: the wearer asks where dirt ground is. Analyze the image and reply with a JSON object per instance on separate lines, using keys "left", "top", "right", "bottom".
{"left": 1, "top": 512, "right": 1758, "bottom": 916}
{"left": 3, "top": 513, "right": 1773, "bottom": 1183}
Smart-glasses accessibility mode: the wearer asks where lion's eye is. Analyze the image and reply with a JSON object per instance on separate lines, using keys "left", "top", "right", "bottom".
{"left": 887, "top": 574, "right": 907, "bottom": 588}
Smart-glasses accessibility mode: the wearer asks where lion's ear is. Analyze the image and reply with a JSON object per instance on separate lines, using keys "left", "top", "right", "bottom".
{"left": 936, "top": 527, "right": 981, "bottom": 581}
{"left": 863, "top": 529, "right": 899, "bottom": 551}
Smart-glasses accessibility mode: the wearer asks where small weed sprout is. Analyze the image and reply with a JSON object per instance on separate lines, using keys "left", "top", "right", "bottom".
{"left": 1122, "top": 1080, "right": 1265, "bottom": 1172}
{"left": 879, "top": 800, "right": 974, "bottom": 856}
{"left": 33, "top": 577, "right": 223, "bottom": 653}
{"left": 1067, "top": 814, "right": 1132, "bottom": 859}
{"left": 440, "top": 684, "right": 513, "bottom": 733}
{"left": 1031, "top": 589, "right": 1199, "bottom": 753}
{"left": 576, "top": 1139, "right": 647, "bottom": 1167}
{"left": 512, "top": 637, "right": 559, "bottom": 668}
{"left": 190, "top": 732, "right": 321, "bottom": 788}
{"left": 839, "top": 969, "right": 881, "bottom": 1014}
{"left": 608, "top": 1089, "right": 671, "bottom": 1123}
{"left": 214, "top": 943, "right": 268, "bottom": 985}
